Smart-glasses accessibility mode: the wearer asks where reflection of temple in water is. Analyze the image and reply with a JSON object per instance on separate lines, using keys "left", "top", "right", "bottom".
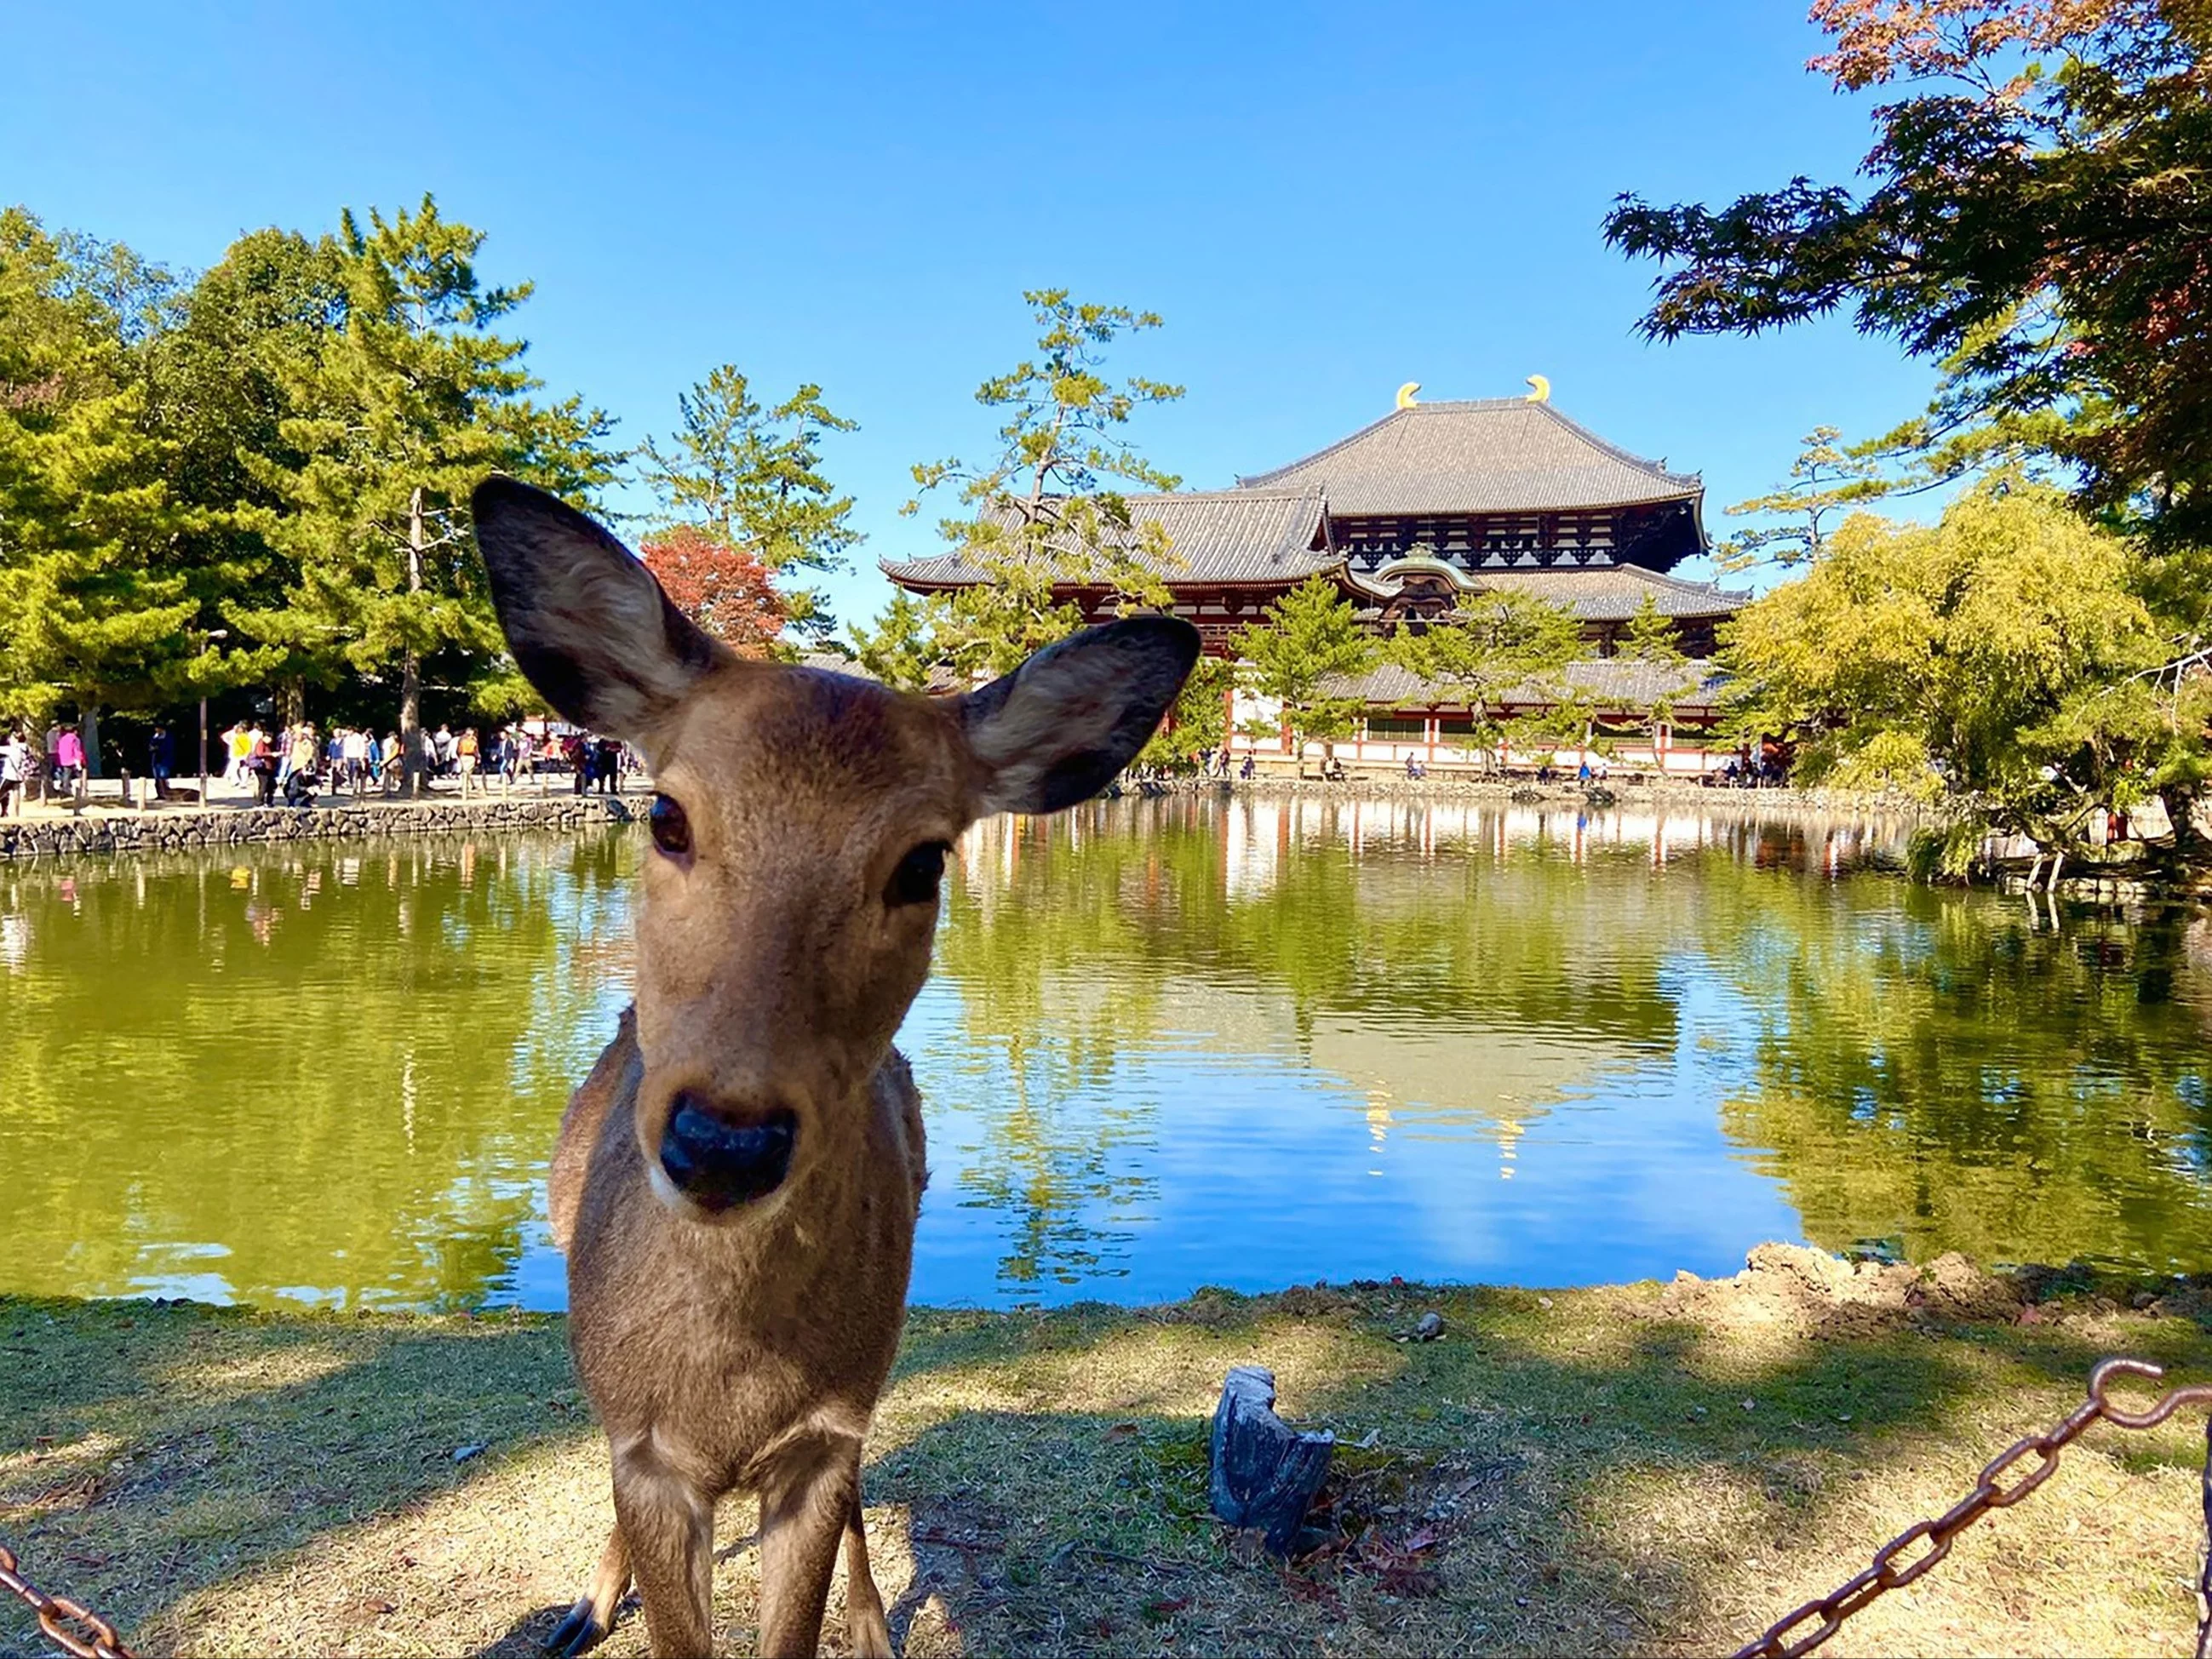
{"left": 1212, "top": 793, "right": 1901, "bottom": 896}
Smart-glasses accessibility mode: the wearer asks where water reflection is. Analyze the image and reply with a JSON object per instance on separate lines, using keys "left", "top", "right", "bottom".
{"left": 3, "top": 796, "right": 2207, "bottom": 1312}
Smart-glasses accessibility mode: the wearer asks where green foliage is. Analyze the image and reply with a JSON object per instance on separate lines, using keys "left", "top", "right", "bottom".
{"left": 0, "top": 208, "right": 198, "bottom": 724}
{"left": 1722, "top": 484, "right": 2208, "bottom": 851}
{"left": 147, "top": 227, "right": 348, "bottom": 702}
{"left": 848, "top": 589, "right": 948, "bottom": 692}
{"left": 1605, "top": 1, "right": 2212, "bottom": 549}
{"left": 1136, "top": 654, "right": 1232, "bottom": 770}
{"left": 639, "top": 365, "right": 859, "bottom": 641}
{"left": 1386, "top": 589, "right": 1583, "bottom": 768}
{"left": 1719, "top": 426, "right": 1893, "bottom": 574}
{"left": 1230, "top": 577, "right": 1376, "bottom": 769}
{"left": 897, "top": 289, "right": 1183, "bottom": 679}
{"left": 246, "top": 196, "right": 619, "bottom": 735}
{"left": 1619, "top": 594, "right": 1686, "bottom": 665}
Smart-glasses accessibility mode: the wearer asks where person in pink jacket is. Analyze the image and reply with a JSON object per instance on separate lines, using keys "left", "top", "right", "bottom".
{"left": 54, "top": 724, "right": 85, "bottom": 794}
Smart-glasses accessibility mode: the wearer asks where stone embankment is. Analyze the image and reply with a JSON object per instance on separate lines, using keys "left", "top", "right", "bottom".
{"left": 1126, "top": 772, "right": 1934, "bottom": 820}
{"left": 0, "top": 794, "right": 637, "bottom": 861}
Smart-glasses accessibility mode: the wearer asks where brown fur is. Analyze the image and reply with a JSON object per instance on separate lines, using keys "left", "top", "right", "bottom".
{"left": 472, "top": 476, "right": 1195, "bottom": 1659}
{"left": 554, "top": 671, "right": 966, "bottom": 1659}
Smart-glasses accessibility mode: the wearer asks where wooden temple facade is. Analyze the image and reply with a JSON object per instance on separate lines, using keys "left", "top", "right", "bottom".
{"left": 882, "top": 389, "right": 1751, "bottom": 774}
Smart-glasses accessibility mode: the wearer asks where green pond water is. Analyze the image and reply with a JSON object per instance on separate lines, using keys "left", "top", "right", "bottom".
{"left": 5, "top": 794, "right": 2210, "bottom": 1311}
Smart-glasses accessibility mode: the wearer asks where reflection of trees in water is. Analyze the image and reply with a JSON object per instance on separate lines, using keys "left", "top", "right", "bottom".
{"left": 0, "top": 832, "right": 636, "bottom": 1308}
{"left": 937, "top": 796, "right": 2212, "bottom": 1284}
{"left": 934, "top": 798, "right": 1705, "bottom": 1290}
{"left": 1694, "top": 866, "right": 2212, "bottom": 1271}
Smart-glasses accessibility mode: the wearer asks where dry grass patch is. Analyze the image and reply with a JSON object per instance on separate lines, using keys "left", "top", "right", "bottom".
{"left": 5, "top": 1252, "right": 2212, "bottom": 1656}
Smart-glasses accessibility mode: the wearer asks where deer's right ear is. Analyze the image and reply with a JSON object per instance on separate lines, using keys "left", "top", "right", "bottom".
{"left": 473, "top": 476, "right": 731, "bottom": 739}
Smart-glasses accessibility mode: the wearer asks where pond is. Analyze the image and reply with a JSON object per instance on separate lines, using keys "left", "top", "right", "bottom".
{"left": 6, "top": 794, "right": 2210, "bottom": 1312}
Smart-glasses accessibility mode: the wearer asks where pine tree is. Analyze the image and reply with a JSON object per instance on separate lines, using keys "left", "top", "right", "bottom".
{"left": 250, "top": 197, "right": 618, "bottom": 770}
{"left": 639, "top": 366, "right": 859, "bottom": 642}
{"left": 1229, "top": 577, "right": 1376, "bottom": 776}
{"left": 0, "top": 209, "right": 197, "bottom": 754}
{"left": 1390, "top": 589, "right": 1582, "bottom": 770}
{"left": 1619, "top": 594, "right": 1686, "bottom": 664}
{"left": 903, "top": 289, "right": 1183, "bottom": 678}
{"left": 1718, "top": 427, "right": 1891, "bottom": 574}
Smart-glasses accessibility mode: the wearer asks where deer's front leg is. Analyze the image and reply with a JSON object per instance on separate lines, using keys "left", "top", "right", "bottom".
{"left": 546, "top": 1523, "right": 632, "bottom": 1657}
{"left": 755, "top": 1433, "right": 862, "bottom": 1659}
{"left": 610, "top": 1433, "right": 715, "bottom": 1659}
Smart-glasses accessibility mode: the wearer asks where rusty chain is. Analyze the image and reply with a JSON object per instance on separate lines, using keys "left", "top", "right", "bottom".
{"left": 1733, "top": 1358, "right": 2212, "bottom": 1659}
{"left": 0, "top": 1544, "right": 135, "bottom": 1659}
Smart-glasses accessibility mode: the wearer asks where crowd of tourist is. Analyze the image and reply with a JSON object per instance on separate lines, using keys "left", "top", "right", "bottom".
{"left": 209, "top": 720, "right": 639, "bottom": 805}
{"left": 0, "top": 716, "right": 639, "bottom": 816}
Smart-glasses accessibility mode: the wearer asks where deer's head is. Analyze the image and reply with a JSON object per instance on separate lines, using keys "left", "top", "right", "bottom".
{"left": 474, "top": 478, "right": 1198, "bottom": 1221}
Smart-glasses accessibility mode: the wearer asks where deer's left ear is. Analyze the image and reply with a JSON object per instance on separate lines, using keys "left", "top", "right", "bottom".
{"left": 473, "top": 475, "right": 733, "bottom": 741}
{"left": 959, "top": 616, "right": 1201, "bottom": 816}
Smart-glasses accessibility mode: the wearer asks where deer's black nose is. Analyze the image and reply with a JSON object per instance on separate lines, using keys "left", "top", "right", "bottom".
{"left": 659, "top": 1094, "right": 797, "bottom": 1211}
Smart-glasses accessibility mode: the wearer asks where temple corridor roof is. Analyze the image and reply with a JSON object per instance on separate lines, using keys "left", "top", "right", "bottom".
{"left": 1354, "top": 562, "right": 1748, "bottom": 621}
{"left": 1324, "top": 657, "right": 1729, "bottom": 714}
{"left": 880, "top": 489, "right": 1332, "bottom": 589}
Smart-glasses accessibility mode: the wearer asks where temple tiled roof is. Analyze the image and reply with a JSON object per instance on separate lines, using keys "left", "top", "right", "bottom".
{"left": 1447, "top": 564, "right": 1745, "bottom": 621}
{"left": 1237, "top": 400, "right": 1703, "bottom": 516}
{"left": 880, "top": 489, "right": 1332, "bottom": 588}
{"left": 1325, "top": 656, "right": 1728, "bottom": 713}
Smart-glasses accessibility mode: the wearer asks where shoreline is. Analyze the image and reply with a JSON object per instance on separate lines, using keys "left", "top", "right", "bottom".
{"left": 7, "top": 1244, "right": 2211, "bottom": 1657}
{"left": 0, "top": 790, "right": 638, "bottom": 861}
{"left": 9, "top": 778, "right": 2206, "bottom": 904}
{"left": 0, "top": 770, "right": 1917, "bottom": 865}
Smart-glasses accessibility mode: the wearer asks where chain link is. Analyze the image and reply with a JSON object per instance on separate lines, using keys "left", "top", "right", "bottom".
{"left": 0, "top": 1544, "right": 135, "bottom": 1659}
{"left": 1734, "top": 1359, "right": 2212, "bottom": 1659}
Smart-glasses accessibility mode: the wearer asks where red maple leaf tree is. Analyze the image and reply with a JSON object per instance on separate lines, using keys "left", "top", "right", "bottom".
{"left": 638, "top": 525, "right": 786, "bottom": 657}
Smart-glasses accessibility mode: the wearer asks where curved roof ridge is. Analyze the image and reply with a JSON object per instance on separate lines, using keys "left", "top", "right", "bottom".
{"left": 1230, "top": 398, "right": 1705, "bottom": 515}
{"left": 1526, "top": 401, "right": 1700, "bottom": 488}
{"left": 1585, "top": 562, "right": 1748, "bottom": 598}
{"left": 1235, "top": 405, "right": 1410, "bottom": 489}
{"left": 984, "top": 483, "right": 1327, "bottom": 505}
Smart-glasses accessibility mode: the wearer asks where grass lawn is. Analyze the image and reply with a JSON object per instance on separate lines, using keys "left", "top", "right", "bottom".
{"left": 5, "top": 1246, "right": 2212, "bottom": 1657}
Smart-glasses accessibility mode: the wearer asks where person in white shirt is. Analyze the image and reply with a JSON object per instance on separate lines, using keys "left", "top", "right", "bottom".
{"left": 0, "top": 730, "right": 26, "bottom": 817}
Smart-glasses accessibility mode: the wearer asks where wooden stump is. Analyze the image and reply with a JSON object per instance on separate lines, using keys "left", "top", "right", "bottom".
{"left": 1208, "top": 1365, "right": 1334, "bottom": 1554}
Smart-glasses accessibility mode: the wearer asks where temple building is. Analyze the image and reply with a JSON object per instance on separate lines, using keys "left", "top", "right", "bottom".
{"left": 882, "top": 384, "right": 1751, "bottom": 774}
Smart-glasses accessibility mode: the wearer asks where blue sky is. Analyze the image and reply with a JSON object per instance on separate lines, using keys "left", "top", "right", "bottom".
{"left": 5, "top": 1, "right": 1934, "bottom": 630}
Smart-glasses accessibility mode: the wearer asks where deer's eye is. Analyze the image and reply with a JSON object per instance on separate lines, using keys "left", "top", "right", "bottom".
{"left": 648, "top": 793, "right": 691, "bottom": 858}
{"left": 885, "top": 841, "right": 948, "bottom": 908}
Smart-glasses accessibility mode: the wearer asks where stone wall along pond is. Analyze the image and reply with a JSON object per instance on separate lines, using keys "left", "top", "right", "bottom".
{"left": 0, "top": 794, "right": 638, "bottom": 860}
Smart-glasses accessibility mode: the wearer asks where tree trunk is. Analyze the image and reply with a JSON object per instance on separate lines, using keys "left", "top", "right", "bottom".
{"left": 404, "top": 487, "right": 427, "bottom": 799}
{"left": 79, "top": 704, "right": 102, "bottom": 781}
{"left": 2159, "top": 783, "right": 2208, "bottom": 866}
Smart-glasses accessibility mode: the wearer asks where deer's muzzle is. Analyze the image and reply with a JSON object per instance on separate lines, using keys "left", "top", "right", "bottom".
{"left": 658, "top": 1094, "right": 798, "bottom": 1212}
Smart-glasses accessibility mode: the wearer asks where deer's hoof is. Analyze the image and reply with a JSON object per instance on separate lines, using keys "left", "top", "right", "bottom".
{"left": 547, "top": 1598, "right": 608, "bottom": 1658}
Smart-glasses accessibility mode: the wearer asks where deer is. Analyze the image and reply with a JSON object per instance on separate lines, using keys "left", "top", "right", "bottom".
{"left": 471, "top": 477, "right": 1200, "bottom": 1659}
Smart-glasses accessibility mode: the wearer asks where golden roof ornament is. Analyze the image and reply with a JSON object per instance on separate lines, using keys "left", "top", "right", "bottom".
{"left": 1525, "top": 374, "right": 1551, "bottom": 403}
{"left": 1395, "top": 381, "right": 1421, "bottom": 409}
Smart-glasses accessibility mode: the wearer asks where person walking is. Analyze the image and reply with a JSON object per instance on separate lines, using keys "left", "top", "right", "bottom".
{"left": 149, "top": 724, "right": 175, "bottom": 802}
{"left": 221, "top": 721, "right": 249, "bottom": 786}
{"left": 0, "top": 729, "right": 26, "bottom": 818}
{"left": 456, "top": 726, "right": 480, "bottom": 798}
{"left": 54, "top": 724, "right": 85, "bottom": 802}
{"left": 289, "top": 723, "right": 318, "bottom": 787}
{"left": 342, "top": 726, "right": 368, "bottom": 797}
